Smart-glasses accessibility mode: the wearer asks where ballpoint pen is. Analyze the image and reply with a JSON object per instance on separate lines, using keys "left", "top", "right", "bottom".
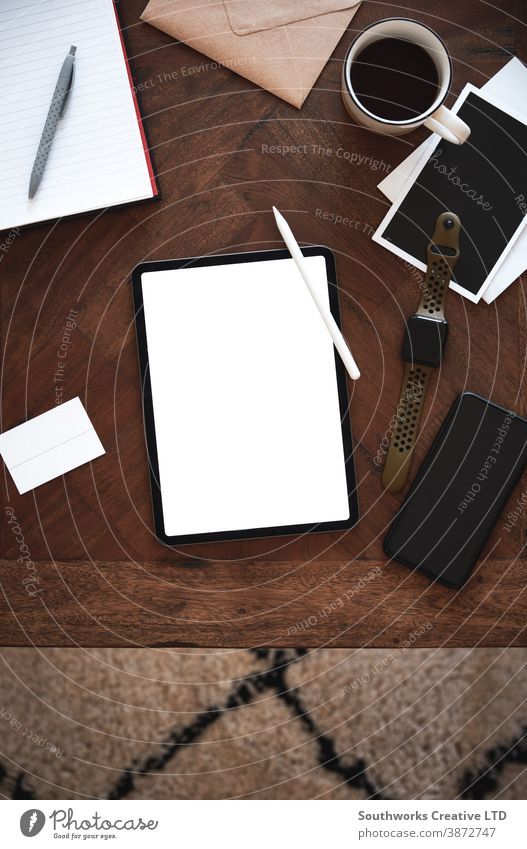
{"left": 273, "top": 206, "right": 361, "bottom": 380}
{"left": 28, "top": 45, "right": 77, "bottom": 199}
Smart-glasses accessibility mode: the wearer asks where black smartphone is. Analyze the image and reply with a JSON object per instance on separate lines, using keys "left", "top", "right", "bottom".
{"left": 384, "top": 392, "right": 527, "bottom": 589}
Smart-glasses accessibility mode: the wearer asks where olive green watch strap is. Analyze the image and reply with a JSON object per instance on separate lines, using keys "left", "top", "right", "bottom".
{"left": 416, "top": 213, "right": 461, "bottom": 319}
{"left": 382, "top": 362, "right": 432, "bottom": 493}
{"left": 382, "top": 213, "right": 461, "bottom": 494}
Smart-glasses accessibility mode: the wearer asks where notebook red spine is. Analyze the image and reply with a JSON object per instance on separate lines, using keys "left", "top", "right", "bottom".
{"left": 112, "top": 1, "right": 158, "bottom": 196}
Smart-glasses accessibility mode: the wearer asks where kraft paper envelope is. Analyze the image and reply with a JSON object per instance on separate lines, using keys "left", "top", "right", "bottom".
{"left": 141, "top": 0, "right": 362, "bottom": 108}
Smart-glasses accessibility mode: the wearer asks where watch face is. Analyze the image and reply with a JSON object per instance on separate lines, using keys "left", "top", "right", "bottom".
{"left": 402, "top": 315, "right": 448, "bottom": 368}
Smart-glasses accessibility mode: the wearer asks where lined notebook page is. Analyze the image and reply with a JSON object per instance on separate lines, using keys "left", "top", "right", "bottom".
{"left": 0, "top": 0, "right": 155, "bottom": 230}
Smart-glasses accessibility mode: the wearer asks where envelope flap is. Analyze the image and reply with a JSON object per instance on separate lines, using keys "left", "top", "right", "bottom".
{"left": 224, "top": 0, "right": 361, "bottom": 36}
{"left": 141, "top": 0, "right": 361, "bottom": 109}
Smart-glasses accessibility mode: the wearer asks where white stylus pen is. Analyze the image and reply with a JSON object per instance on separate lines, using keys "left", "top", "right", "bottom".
{"left": 273, "top": 206, "right": 360, "bottom": 380}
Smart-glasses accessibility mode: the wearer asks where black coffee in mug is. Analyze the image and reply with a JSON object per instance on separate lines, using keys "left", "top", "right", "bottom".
{"left": 349, "top": 37, "right": 439, "bottom": 122}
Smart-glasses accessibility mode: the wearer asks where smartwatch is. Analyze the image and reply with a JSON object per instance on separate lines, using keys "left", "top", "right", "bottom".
{"left": 382, "top": 212, "right": 461, "bottom": 493}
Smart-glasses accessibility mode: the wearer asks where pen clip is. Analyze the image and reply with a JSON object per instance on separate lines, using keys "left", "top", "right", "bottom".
{"left": 59, "top": 50, "right": 76, "bottom": 118}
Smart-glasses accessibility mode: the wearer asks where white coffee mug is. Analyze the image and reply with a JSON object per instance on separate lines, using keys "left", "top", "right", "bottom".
{"left": 341, "top": 18, "right": 470, "bottom": 144}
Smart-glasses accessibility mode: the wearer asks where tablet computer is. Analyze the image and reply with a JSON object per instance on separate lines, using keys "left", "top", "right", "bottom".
{"left": 132, "top": 247, "right": 358, "bottom": 545}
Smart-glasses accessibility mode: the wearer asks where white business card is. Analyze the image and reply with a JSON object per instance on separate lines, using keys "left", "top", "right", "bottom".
{"left": 0, "top": 397, "right": 105, "bottom": 494}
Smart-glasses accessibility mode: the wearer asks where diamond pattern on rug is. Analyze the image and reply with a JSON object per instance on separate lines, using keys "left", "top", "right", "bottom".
{"left": 0, "top": 648, "right": 525, "bottom": 799}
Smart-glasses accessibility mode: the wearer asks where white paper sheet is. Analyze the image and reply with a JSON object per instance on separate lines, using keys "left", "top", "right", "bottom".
{"left": 140, "top": 256, "right": 351, "bottom": 537}
{"left": 378, "top": 59, "right": 527, "bottom": 303}
{"left": 0, "top": 0, "right": 155, "bottom": 230}
{"left": 0, "top": 397, "right": 105, "bottom": 494}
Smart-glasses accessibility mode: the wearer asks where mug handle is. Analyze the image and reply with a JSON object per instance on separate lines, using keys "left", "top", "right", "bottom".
{"left": 424, "top": 105, "right": 471, "bottom": 145}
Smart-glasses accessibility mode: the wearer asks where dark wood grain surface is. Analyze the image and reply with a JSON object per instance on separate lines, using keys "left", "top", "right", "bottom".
{"left": 1, "top": 0, "right": 526, "bottom": 647}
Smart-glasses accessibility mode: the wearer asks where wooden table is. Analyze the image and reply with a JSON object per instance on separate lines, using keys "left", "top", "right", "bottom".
{"left": 1, "top": 0, "right": 526, "bottom": 647}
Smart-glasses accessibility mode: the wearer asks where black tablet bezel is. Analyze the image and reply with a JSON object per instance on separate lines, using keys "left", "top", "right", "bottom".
{"left": 131, "top": 247, "right": 359, "bottom": 546}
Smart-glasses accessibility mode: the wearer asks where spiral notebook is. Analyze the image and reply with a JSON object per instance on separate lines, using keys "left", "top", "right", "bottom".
{"left": 0, "top": 0, "right": 158, "bottom": 232}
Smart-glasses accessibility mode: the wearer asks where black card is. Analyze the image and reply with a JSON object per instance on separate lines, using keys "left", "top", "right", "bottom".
{"left": 376, "top": 88, "right": 527, "bottom": 301}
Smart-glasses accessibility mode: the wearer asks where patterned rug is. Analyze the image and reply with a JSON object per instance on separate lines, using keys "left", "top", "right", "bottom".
{"left": 0, "top": 648, "right": 525, "bottom": 799}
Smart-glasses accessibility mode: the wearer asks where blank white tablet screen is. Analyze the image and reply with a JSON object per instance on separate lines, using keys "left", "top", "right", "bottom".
{"left": 140, "top": 256, "right": 350, "bottom": 536}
